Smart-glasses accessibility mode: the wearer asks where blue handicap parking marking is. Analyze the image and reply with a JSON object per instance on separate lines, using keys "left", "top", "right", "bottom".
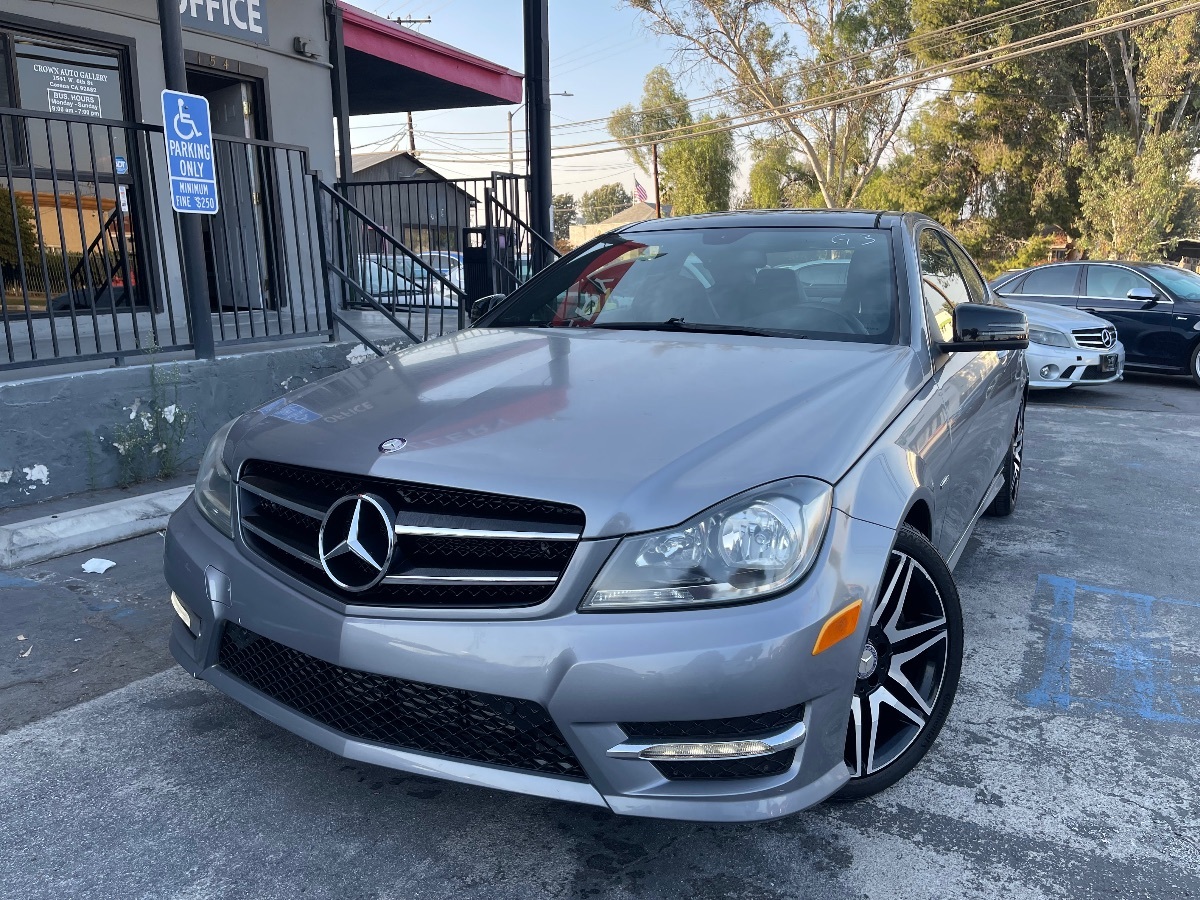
{"left": 268, "top": 403, "right": 322, "bottom": 424}
{"left": 0, "top": 572, "right": 38, "bottom": 588}
{"left": 1023, "top": 575, "right": 1200, "bottom": 725}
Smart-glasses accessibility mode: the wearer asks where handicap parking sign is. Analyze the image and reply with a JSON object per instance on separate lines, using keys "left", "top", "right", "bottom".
{"left": 161, "top": 89, "right": 219, "bottom": 215}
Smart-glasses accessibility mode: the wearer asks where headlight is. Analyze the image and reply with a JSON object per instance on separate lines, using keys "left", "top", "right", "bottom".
{"left": 581, "top": 478, "right": 832, "bottom": 611}
{"left": 1028, "top": 327, "right": 1071, "bottom": 348}
{"left": 195, "top": 419, "right": 236, "bottom": 538}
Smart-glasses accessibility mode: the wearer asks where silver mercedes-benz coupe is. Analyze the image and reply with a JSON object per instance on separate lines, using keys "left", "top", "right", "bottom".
{"left": 165, "top": 211, "right": 1029, "bottom": 822}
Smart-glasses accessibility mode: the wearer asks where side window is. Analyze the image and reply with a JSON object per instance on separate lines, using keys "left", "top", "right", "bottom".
{"left": 918, "top": 230, "right": 969, "bottom": 342}
{"left": 1084, "top": 265, "right": 1152, "bottom": 300}
{"left": 1018, "top": 265, "right": 1079, "bottom": 296}
{"left": 946, "top": 241, "right": 987, "bottom": 305}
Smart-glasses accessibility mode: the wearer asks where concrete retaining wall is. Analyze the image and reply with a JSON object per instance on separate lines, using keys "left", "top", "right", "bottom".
{"left": 0, "top": 342, "right": 370, "bottom": 510}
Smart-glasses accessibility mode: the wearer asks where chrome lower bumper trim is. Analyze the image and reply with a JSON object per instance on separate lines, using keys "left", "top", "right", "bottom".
{"left": 606, "top": 721, "right": 808, "bottom": 761}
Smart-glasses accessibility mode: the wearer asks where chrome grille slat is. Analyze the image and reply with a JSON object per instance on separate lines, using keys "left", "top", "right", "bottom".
{"left": 393, "top": 523, "right": 580, "bottom": 541}
{"left": 240, "top": 476, "right": 328, "bottom": 520}
{"left": 1072, "top": 326, "right": 1117, "bottom": 350}
{"left": 383, "top": 571, "right": 559, "bottom": 585}
{"left": 241, "top": 516, "right": 322, "bottom": 569}
{"left": 236, "top": 460, "right": 584, "bottom": 609}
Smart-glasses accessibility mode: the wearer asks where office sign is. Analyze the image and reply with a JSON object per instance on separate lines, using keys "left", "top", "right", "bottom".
{"left": 179, "top": 0, "right": 269, "bottom": 45}
{"left": 162, "top": 90, "right": 219, "bottom": 215}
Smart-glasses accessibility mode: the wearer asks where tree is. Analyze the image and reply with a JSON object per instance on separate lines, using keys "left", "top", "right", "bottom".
{"left": 874, "top": 0, "right": 1200, "bottom": 267}
{"left": 609, "top": 67, "right": 736, "bottom": 215}
{"left": 579, "top": 183, "right": 632, "bottom": 224}
{"left": 552, "top": 193, "right": 576, "bottom": 239}
{"left": 0, "top": 187, "right": 37, "bottom": 269}
{"left": 622, "top": 0, "right": 917, "bottom": 209}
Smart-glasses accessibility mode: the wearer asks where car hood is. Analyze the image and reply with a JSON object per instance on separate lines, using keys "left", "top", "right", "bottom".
{"left": 1005, "top": 299, "right": 1107, "bottom": 330}
{"left": 229, "top": 329, "right": 924, "bottom": 537}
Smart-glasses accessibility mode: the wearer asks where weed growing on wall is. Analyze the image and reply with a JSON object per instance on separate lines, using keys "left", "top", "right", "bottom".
{"left": 102, "top": 356, "right": 192, "bottom": 487}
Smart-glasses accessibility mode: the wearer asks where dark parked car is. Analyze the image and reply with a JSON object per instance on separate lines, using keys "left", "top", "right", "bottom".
{"left": 991, "top": 261, "right": 1200, "bottom": 386}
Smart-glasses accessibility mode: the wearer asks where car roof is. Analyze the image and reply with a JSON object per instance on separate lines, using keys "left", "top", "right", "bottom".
{"left": 616, "top": 209, "right": 927, "bottom": 234}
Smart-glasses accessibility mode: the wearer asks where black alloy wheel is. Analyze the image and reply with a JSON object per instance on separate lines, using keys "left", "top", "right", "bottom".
{"left": 986, "top": 399, "right": 1025, "bottom": 517}
{"left": 834, "top": 524, "right": 963, "bottom": 800}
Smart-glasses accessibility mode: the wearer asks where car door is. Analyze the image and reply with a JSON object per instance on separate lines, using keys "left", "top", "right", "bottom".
{"left": 1080, "top": 264, "right": 1181, "bottom": 368}
{"left": 995, "top": 263, "right": 1083, "bottom": 309}
{"left": 917, "top": 228, "right": 1002, "bottom": 553}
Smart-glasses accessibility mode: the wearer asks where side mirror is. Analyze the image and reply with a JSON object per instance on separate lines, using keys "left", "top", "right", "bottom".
{"left": 1127, "top": 286, "right": 1165, "bottom": 306}
{"left": 469, "top": 293, "right": 506, "bottom": 324}
{"left": 939, "top": 303, "right": 1029, "bottom": 353}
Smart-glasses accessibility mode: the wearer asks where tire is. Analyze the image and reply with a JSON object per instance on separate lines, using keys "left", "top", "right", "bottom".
{"left": 985, "top": 398, "right": 1025, "bottom": 517}
{"left": 833, "top": 524, "right": 963, "bottom": 801}
{"left": 1190, "top": 342, "right": 1200, "bottom": 389}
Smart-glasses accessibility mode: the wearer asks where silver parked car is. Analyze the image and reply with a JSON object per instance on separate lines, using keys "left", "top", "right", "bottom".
{"left": 1005, "top": 299, "right": 1125, "bottom": 389}
{"left": 167, "top": 211, "right": 1029, "bottom": 822}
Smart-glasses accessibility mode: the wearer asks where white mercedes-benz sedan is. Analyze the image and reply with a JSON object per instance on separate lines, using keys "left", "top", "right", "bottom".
{"left": 1005, "top": 299, "right": 1124, "bottom": 389}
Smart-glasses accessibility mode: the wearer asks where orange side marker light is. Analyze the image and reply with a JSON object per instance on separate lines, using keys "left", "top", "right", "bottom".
{"left": 812, "top": 599, "right": 863, "bottom": 655}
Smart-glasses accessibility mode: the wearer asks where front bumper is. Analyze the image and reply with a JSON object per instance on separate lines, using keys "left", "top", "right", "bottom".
{"left": 1025, "top": 342, "right": 1125, "bottom": 389}
{"left": 165, "top": 497, "right": 896, "bottom": 822}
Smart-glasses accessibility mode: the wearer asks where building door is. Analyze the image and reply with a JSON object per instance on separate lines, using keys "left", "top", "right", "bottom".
{"left": 186, "top": 67, "right": 276, "bottom": 313}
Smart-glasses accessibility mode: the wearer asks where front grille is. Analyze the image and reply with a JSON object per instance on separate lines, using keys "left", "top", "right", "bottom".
{"left": 237, "top": 460, "right": 584, "bottom": 609}
{"left": 1073, "top": 326, "right": 1117, "bottom": 350}
{"left": 621, "top": 704, "right": 804, "bottom": 781}
{"left": 218, "top": 622, "right": 586, "bottom": 779}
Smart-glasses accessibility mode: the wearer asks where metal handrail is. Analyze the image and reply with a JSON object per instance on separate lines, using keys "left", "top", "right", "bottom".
{"left": 487, "top": 191, "right": 561, "bottom": 260}
{"left": 319, "top": 181, "right": 467, "bottom": 300}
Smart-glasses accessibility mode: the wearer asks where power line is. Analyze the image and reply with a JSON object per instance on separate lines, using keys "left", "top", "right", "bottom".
{"left": 552, "top": 0, "right": 1199, "bottom": 158}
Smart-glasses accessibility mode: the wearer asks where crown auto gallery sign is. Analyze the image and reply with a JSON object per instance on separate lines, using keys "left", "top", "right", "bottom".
{"left": 179, "top": 0, "right": 269, "bottom": 45}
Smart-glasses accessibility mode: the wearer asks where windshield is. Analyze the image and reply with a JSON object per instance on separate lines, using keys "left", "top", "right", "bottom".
{"left": 490, "top": 227, "right": 898, "bottom": 343}
{"left": 1143, "top": 264, "right": 1200, "bottom": 300}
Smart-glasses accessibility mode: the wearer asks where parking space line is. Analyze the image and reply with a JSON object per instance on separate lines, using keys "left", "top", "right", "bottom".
{"left": 1022, "top": 575, "right": 1200, "bottom": 725}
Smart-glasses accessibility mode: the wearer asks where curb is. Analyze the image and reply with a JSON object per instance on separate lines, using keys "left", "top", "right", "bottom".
{"left": 0, "top": 486, "right": 193, "bottom": 569}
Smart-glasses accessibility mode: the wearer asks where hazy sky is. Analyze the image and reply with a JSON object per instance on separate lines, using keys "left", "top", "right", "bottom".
{"left": 348, "top": 0, "right": 683, "bottom": 198}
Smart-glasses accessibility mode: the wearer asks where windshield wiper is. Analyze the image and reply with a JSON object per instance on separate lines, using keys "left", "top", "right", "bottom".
{"left": 587, "top": 317, "right": 801, "bottom": 338}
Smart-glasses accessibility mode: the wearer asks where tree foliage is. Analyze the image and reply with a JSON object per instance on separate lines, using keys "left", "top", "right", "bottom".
{"left": 552, "top": 192, "right": 576, "bottom": 238}
{"left": 865, "top": 0, "right": 1200, "bottom": 269}
{"left": 0, "top": 187, "right": 38, "bottom": 269}
{"left": 579, "top": 183, "right": 633, "bottom": 224}
{"left": 622, "top": 0, "right": 917, "bottom": 209}
{"left": 609, "top": 67, "right": 736, "bottom": 215}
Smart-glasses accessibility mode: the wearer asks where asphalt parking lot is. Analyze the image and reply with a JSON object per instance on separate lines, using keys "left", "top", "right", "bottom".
{"left": 1, "top": 374, "right": 1198, "bottom": 900}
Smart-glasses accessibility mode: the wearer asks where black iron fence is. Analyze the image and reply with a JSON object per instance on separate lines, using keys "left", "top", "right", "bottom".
{"left": 0, "top": 107, "right": 330, "bottom": 372}
{"left": 1, "top": 107, "right": 560, "bottom": 373}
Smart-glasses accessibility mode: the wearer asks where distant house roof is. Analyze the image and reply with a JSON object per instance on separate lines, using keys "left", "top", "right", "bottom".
{"left": 597, "top": 201, "right": 671, "bottom": 226}
{"left": 337, "top": 150, "right": 452, "bottom": 181}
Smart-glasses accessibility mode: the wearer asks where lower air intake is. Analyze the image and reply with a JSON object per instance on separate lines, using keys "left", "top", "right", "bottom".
{"left": 218, "top": 622, "right": 586, "bottom": 780}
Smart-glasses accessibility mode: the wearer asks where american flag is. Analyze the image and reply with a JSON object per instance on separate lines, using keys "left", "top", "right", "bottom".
{"left": 634, "top": 179, "right": 648, "bottom": 203}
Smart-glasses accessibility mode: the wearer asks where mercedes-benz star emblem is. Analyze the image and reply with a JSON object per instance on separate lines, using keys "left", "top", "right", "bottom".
{"left": 379, "top": 438, "right": 407, "bottom": 454}
{"left": 318, "top": 494, "right": 396, "bottom": 592}
{"left": 1102, "top": 329, "right": 1116, "bottom": 349}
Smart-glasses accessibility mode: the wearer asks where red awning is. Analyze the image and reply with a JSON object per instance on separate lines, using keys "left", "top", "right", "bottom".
{"left": 338, "top": 3, "right": 523, "bottom": 115}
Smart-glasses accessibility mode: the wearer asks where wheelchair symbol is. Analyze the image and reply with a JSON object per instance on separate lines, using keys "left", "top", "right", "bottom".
{"left": 172, "top": 99, "right": 200, "bottom": 140}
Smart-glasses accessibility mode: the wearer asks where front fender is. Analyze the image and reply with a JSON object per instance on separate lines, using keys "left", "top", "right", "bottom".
{"left": 833, "top": 373, "right": 952, "bottom": 561}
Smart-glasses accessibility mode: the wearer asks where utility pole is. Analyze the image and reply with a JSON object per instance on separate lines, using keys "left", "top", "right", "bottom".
{"left": 157, "top": 0, "right": 214, "bottom": 360}
{"left": 508, "top": 109, "right": 517, "bottom": 174}
{"left": 652, "top": 142, "right": 662, "bottom": 218}
{"left": 407, "top": 111, "right": 416, "bottom": 154}
{"left": 522, "top": 0, "right": 552, "bottom": 264}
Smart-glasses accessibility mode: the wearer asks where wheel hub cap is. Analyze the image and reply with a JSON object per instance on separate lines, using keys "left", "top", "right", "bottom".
{"left": 858, "top": 642, "right": 879, "bottom": 678}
